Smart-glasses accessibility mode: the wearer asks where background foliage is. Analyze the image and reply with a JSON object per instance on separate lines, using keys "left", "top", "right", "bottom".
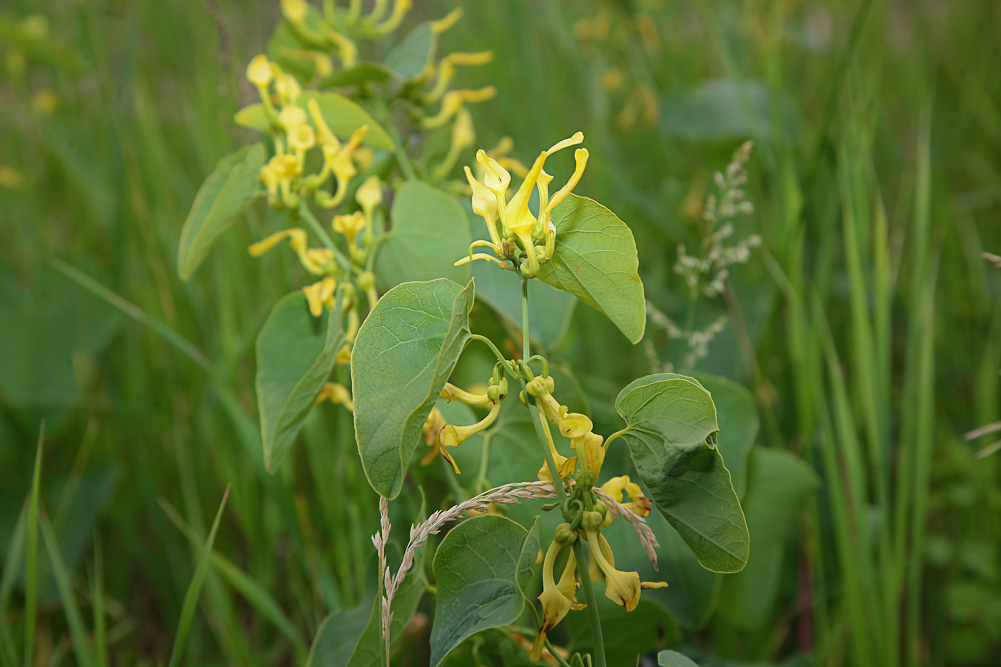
{"left": 1, "top": 0, "right": 1000, "bottom": 665}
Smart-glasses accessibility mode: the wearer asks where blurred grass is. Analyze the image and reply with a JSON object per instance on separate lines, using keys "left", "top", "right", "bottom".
{"left": 1, "top": 0, "right": 1000, "bottom": 665}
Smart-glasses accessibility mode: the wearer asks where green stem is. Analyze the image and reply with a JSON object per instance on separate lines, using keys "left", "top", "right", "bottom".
{"left": 520, "top": 276, "right": 606, "bottom": 667}
{"left": 573, "top": 540, "right": 606, "bottom": 667}
{"left": 298, "top": 204, "right": 352, "bottom": 272}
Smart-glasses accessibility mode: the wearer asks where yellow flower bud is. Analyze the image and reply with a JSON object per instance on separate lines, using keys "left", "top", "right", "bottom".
{"left": 281, "top": 0, "right": 308, "bottom": 24}
{"left": 530, "top": 539, "right": 572, "bottom": 661}
{"left": 355, "top": 175, "right": 382, "bottom": 216}
{"left": 275, "top": 73, "right": 302, "bottom": 104}
{"left": 247, "top": 54, "right": 273, "bottom": 87}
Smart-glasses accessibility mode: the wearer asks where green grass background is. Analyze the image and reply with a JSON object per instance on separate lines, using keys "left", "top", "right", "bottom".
{"left": 1, "top": 0, "right": 1000, "bottom": 665}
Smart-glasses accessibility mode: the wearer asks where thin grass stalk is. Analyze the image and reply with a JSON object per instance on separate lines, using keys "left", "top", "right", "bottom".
{"left": 23, "top": 424, "right": 44, "bottom": 667}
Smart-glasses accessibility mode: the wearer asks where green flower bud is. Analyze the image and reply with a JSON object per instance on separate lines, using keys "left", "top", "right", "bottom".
{"left": 581, "top": 510, "right": 603, "bottom": 533}
{"left": 357, "top": 271, "right": 375, "bottom": 291}
{"left": 554, "top": 522, "right": 577, "bottom": 546}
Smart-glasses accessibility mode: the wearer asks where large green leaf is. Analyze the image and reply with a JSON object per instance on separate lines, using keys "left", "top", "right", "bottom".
{"left": 614, "top": 374, "right": 749, "bottom": 573}
{"left": 472, "top": 262, "right": 576, "bottom": 349}
{"left": 178, "top": 143, "right": 266, "bottom": 280}
{"left": 306, "top": 546, "right": 427, "bottom": 667}
{"left": 257, "top": 292, "right": 344, "bottom": 473}
{"left": 538, "top": 194, "right": 646, "bottom": 344}
{"left": 565, "top": 582, "right": 680, "bottom": 665}
{"left": 383, "top": 22, "right": 435, "bottom": 80}
{"left": 658, "top": 650, "right": 700, "bottom": 667}
{"left": 375, "top": 181, "right": 471, "bottom": 290}
{"left": 297, "top": 91, "right": 394, "bottom": 150}
{"left": 430, "top": 515, "right": 539, "bottom": 667}
{"left": 352, "top": 279, "right": 475, "bottom": 499}
{"left": 690, "top": 373, "right": 759, "bottom": 499}
{"left": 319, "top": 62, "right": 394, "bottom": 88}
{"left": 717, "top": 449, "right": 819, "bottom": 628}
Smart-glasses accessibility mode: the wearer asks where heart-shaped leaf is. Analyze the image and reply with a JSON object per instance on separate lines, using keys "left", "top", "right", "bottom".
{"left": 319, "top": 62, "right": 394, "bottom": 88}
{"left": 352, "top": 278, "right": 474, "bottom": 499}
{"left": 689, "top": 372, "right": 759, "bottom": 499}
{"left": 384, "top": 22, "right": 435, "bottom": 80}
{"left": 614, "top": 374, "right": 749, "bottom": 573}
{"left": 375, "top": 181, "right": 471, "bottom": 290}
{"left": 430, "top": 515, "right": 539, "bottom": 666}
{"left": 538, "top": 194, "right": 646, "bottom": 344}
{"left": 178, "top": 143, "right": 265, "bottom": 280}
{"left": 256, "top": 292, "right": 344, "bottom": 472}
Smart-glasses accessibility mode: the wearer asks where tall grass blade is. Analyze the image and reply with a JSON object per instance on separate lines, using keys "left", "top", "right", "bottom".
{"left": 23, "top": 422, "right": 44, "bottom": 667}
{"left": 39, "top": 515, "right": 95, "bottom": 667}
{"left": 158, "top": 498, "right": 308, "bottom": 658}
{"left": 167, "top": 485, "right": 231, "bottom": 667}
{"left": 0, "top": 503, "right": 27, "bottom": 667}
{"left": 93, "top": 537, "right": 108, "bottom": 667}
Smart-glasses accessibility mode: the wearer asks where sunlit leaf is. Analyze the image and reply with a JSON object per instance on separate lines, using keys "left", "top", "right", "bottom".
{"left": 430, "top": 515, "right": 539, "bottom": 666}
{"left": 257, "top": 292, "right": 344, "bottom": 472}
{"left": 375, "top": 181, "right": 471, "bottom": 290}
{"left": 352, "top": 279, "right": 474, "bottom": 499}
{"left": 178, "top": 143, "right": 266, "bottom": 280}
{"left": 538, "top": 194, "right": 645, "bottom": 344}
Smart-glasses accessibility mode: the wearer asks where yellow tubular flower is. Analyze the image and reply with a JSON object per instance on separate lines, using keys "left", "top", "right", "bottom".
{"left": 462, "top": 132, "right": 586, "bottom": 276}
{"left": 439, "top": 401, "right": 501, "bottom": 449}
{"left": 259, "top": 164, "right": 280, "bottom": 199}
{"left": 586, "top": 529, "right": 641, "bottom": 611}
{"left": 600, "top": 475, "right": 652, "bottom": 525}
{"left": 248, "top": 228, "right": 333, "bottom": 275}
{"left": 531, "top": 540, "right": 572, "bottom": 662}
{"left": 422, "top": 87, "right": 496, "bottom": 129}
{"left": 465, "top": 166, "right": 500, "bottom": 245}
{"left": 556, "top": 548, "right": 585, "bottom": 609}
{"left": 430, "top": 7, "right": 463, "bottom": 34}
{"left": 316, "top": 381, "right": 354, "bottom": 411}
{"left": 330, "top": 125, "right": 369, "bottom": 194}
{"left": 436, "top": 401, "right": 502, "bottom": 473}
{"left": 572, "top": 431, "right": 605, "bottom": 480}
{"left": 420, "top": 408, "right": 448, "bottom": 465}
{"left": 302, "top": 276, "right": 337, "bottom": 317}
{"left": 281, "top": 0, "right": 308, "bottom": 23}
{"left": 332, "top": 211, "right": 366, "bottom": 247}
{"left": 307, "top": 99, "right": 336, "bottom": 145}
{"left": 373, "top": 0, "right": 412, "bottom": 35}
{"left": 535, "top": 404, "right": 577, "bottom": 483}
{"left": 247, "top": 54, "right": 273, "bottom": 88}
{"left": 318, "top": 24, "right": 358, "bottom": 68}
{"left": 274, "top": 72, "right": 302, "bottom": 105}
{"left": 440, "top": 382, "right": 493, "bottom": 408}
{"left": 356, "top": 176, "right": 382, "bottom": 220}
{"left": 288, "top": 123, "right": 316, "bottom": 153}
{"left": 279, "top": 105, "right": 307, "bottom": 132}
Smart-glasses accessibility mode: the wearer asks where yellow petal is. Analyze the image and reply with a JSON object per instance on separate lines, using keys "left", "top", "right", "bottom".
{"left": 430, "top": 7, "right": 463, "bottom": 34}
{"left": 280, "top": 0, "right": 308, "bottom": 23}
{"left": 355, "top": 175, "right": 383, "bottom": 214}
{"left": 546, "top": 131, "right": 584, "bottom": 156}
{"left": 247, "top": 54, "right": 273, "bottom": 87}
{"left": 545, "top": 148, "right": 589, "bottom": 218}
{"left": 287, "top": 123, "right": 315, "bottom": 152}
{"left": 558, "top": 412, "right": 592, "bottom": 439}
{"left": 248, "top": 229, "right": 307, "bottom": 257}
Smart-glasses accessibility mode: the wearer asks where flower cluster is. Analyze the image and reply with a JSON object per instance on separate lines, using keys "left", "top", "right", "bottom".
{"left": 421, "top": 376, "right": 510, "bottom": 474}
{"left": 531, "top": 484, "right": 662, "bottom": 661}
{"left": 457, "top": 133, "right": 589, "bottom": 278}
